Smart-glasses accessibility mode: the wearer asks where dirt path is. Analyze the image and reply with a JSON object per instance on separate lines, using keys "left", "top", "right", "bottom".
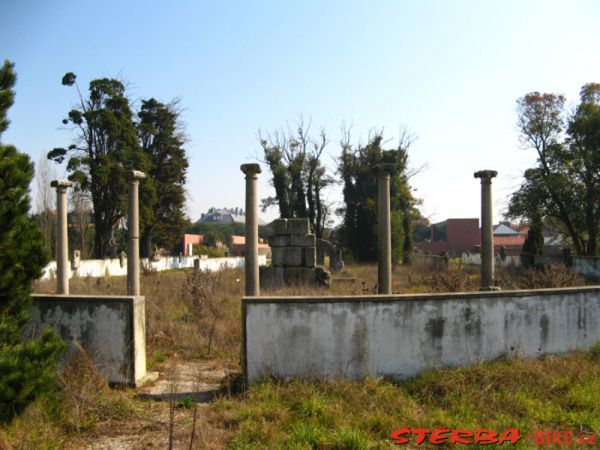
{"left": 84, "top": 361, "right": 233, "bottom": 450}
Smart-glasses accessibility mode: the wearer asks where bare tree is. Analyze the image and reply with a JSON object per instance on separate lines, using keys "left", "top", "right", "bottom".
{"left": 34, "top": 155, "right": 57, "bottom": 253}
{"left": 259, "top": 117, "right": 333, "bottom": 238}
{"left": 70, "top": 188, "right": 93, "bottom": 259}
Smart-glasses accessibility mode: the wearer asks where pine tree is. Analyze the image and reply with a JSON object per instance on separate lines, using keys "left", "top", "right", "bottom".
{"left": 0, "top": 60, "right": 65, "bottom": 423}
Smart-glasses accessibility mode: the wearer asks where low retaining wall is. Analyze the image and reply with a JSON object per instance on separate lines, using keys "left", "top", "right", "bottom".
{"left": 243, "top": 287, "right": 600, "bottom": 382}
{"left": 40, "top": 255, "right": 267, "bottom": 280}
{"left": 28, "top": 294, "right": 147, "bottom": 386}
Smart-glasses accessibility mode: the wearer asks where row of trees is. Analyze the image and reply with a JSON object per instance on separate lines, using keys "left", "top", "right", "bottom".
{"left": 508, "top": 83, "right": 600, "bottom": 256}
{"left": 261, "top": 121, "right": 419, "bottom": 265}
{"left": 48, "top": 73, "right": 189, "bottom": 259}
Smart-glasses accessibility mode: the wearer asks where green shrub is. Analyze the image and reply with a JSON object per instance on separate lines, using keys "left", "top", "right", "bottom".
{"left": 0, "top": 60, "right": 65, "bottom": 423}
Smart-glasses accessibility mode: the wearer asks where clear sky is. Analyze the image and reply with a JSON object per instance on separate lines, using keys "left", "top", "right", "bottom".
{"left": 2, "top": 0, "right": 599, "bottom": 225}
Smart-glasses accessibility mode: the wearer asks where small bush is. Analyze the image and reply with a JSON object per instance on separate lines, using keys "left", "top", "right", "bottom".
{"left": 423, "top": 260, "right": 469, "bottom": 292}
{"left": 524, "top": 264, "right": 583, "bottom": 289}
{"left": 193, "top": 244, "right": 228, "bottom": 258}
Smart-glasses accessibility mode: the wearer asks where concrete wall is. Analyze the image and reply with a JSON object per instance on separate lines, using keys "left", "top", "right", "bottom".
{"left": 40, "top": 255, "right": 267, "bottom": 280}
{"left": 28, "top": 294, "right": 147, "bottom": 386}
{"left": 243, "top": 287, "right": 600, "bottom": 382}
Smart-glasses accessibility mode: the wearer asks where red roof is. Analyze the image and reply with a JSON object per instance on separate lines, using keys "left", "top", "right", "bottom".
{"left": 494, "top": 235, "right": 526, "bottom": 247}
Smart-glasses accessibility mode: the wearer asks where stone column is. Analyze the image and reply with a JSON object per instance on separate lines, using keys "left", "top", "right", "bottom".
{"left": 376, "top": 164, "right": 392, "bottom": 294}
{"left": 241, "top": 163, "right": 261, "bottom": 296}
{"left": 51, "top": 180, "right": 72, "bottom": 294}
{"left": 128, "top": 171, "right": 146, "bottom": 296}
{"left": 474, "top": 170, "right": 499, "bottom": 291}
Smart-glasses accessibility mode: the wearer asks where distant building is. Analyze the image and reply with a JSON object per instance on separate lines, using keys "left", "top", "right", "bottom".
{"left": 414, "top": 219, "right": 533, "bottom": 257}
{"left": 414, "top": 218, "right": 480, "bottom": 256}
{"left": 197, "top": 207, "right": 266, "bottom": 226}
{"left": 183, "top": 234, "right": 204, "bottom": 256}
{"left": 492, "top": 222, "right": 527, "bottom": 255}
{"left": 229, "top": 235, "right": 271, "bottom": 257}
{"left": 181, "top": 233, "right": 270, "bottom": 257}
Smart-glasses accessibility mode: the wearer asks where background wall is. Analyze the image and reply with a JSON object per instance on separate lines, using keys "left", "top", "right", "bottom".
{"left": 40, "top": 255, "right": 267, "bottom": 280}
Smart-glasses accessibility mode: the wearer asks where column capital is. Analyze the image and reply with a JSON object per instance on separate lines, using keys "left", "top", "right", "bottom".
{"left": 474, "top": 170, "right": 498, "bottom": 181}
{"left": 129, "top": 170, "right": 147, "bottom": 181}
{"left": 50, "top": 179, "right": 72, "bottom": 189}
{"left": 373, "top": 163, "right": 394, "bottom": 176}
{"left": 240, "top": 163, "right": 262, "bottom": 176}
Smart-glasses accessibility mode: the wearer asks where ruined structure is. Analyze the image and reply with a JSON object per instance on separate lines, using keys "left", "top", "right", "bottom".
{"left": 260, "top": 218, "right": 330, "bottom": 288}
{"left": 316, "top": 239, "right": 344, "bottom": 272}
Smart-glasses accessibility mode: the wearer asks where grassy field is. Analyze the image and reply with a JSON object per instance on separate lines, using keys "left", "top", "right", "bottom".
{"left": 1, "top": 262, "right": 597, "bottom": 448}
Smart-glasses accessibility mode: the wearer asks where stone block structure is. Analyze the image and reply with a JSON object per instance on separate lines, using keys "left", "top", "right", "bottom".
{"left": 260, "top": 218, "right": 330, "bottom": 288}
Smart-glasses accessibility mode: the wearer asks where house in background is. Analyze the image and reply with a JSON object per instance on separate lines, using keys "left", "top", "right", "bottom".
{"left": 183, "top": 234, "right": 204, "bottom": 256}
{"left": 229, "top": 235, "right": 271, "bottom": 258}
{"left": 198, "top": 207, "right": 266, "bottom": 226}
{"left": 414, "top": 218, "right": 480, "bottom": 256}
{"left": 182, "top": 233, "right": 270, "bottom": 258}
{"left": 492, "top": 222, "right": 528, "bottom": 256}
{"left": 414, "top": 219, "right": 536, "bottom": 257}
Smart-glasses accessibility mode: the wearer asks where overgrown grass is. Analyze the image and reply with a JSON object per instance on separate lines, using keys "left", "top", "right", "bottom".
{"left": 22, "top": 263, "right": 599, "bottom": 448}
{"left": 208, "top": 348, "right": 600, "bottom": 449}
{"left": 0, "top": 346, "right": 143, "bottom": 449}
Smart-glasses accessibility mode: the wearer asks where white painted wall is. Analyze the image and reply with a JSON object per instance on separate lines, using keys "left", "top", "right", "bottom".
{"left": 244, "top": 288, "right": 600, "bottom": 382}
{"left": 462, "top": 252, "right": 521, "bottom": 267}
{"left": 40, "top": 254, "right": 267, "bottom": 280}
{"left": 462, "top": 253, "right": 600, "bottom": 278}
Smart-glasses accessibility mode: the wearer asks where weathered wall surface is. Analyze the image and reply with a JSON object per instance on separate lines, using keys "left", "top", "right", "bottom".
{"left": 28, "top": 295, "right": 147, "bottom": 386}
{"left": 244, "top": 287, "right": 600, "bottom": 382}
{"left": 40, "top": 255, "right": 267, "bottom": 280}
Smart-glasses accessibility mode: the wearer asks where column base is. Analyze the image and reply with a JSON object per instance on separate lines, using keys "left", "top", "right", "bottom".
{"left": 479, "top": 286, "right": 501, "bottom": 291}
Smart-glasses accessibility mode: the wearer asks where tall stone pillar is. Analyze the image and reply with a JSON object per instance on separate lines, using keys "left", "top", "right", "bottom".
{"left": 376, "top": 164, "right": 392, "bottom": 294}
{"left": 51, "top": 180, "right": 72, "bottom": 294}
{"left": 241, "top": 164, "right": 261, "bottom": 296}
{"left": 128, "top": 171, "right": 146, "bottom": 296}
{"left": 474, "top": 170, "right": 499, "bottom": 291}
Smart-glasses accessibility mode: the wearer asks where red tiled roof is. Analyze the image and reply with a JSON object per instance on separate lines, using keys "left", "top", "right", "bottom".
{"left": 494, "top": 235, "right": 526, "bottom": 247}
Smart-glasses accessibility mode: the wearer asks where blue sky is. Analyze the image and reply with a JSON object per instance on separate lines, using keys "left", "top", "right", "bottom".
{"left": 2, "top": 0, "right": 599, "bottom": 224}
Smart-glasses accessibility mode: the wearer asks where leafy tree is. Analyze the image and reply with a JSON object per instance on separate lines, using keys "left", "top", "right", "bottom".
{"left": 521, "top": 215, "right": 544, "bottom": 267}
{"left": 338, "top": 130, "right": 419, "bottom": 264}
{"left": 260, "top": 120, "right": 333, "bottom": 238}
{"left": 48, "top": 73, "right": 151, "bottom": 258}
{"left": 137, "top": 98, "right": 188, "bottom": 256}
{"left": 508, "top": 86, "right": 600, "bottom": 255}
{"left": 0, "top": 60, "right": 65, "bottom": 423}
